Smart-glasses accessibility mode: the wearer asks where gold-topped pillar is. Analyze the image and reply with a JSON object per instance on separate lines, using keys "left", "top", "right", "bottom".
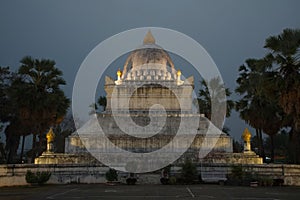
{"left": 115, "top": 69, "right": 123, "bottom": 85}
{"left": 176, "top": 69, "right": 184, "bottom": 85}
{"left": 46, "top": 128, "right": 55, "bottom": 153}
{"left": 242, "top": 128, "right": 252, "bottom": 152}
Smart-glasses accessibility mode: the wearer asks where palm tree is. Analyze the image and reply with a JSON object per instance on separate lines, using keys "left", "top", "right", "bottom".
{"left": 198, "top": 77, "right": 234, "bottom": 129}
{"left": 7, "top": 56, "right": 70, "bottom": 162}
{"left": 236, "top": 28, "right": 300, "bottom": 162}
{"left": 0, "top": 66, "right": 24, "bottom": 163}
{"left": 5, "top": 75, "right": 33, "bottom": 163}
{"left": 236, "top": 58, "right": 283, "bottom": 161}
{"left": 0, "top": 66, "right": 11, "bottom": 125}
{"left": 263, "top": 29, "right": 300, "bottom": 163}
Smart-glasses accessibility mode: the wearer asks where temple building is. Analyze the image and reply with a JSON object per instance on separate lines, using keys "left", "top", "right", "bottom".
{"left": 36, "top": 31, "right": 239, "bottom": 168}
{"left": 65, "top": 31, "right": 232, "bottom": 163}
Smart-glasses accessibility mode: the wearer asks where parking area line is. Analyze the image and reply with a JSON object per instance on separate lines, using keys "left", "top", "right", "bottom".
{"left": 46, "top": 188, "right": 79, "bottom": 199}
{"left": 186, "top": 187, "right": 195, "bottom": 198}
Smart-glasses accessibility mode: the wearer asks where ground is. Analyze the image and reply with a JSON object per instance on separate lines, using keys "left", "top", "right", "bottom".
{"left": 1, "top": 184, "right": 300, "bottom": 200}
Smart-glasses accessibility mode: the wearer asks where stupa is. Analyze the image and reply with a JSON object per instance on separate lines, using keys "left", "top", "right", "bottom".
{"left": 64, "top": 31, "right": 233, "bottom": 167}
{"left": 36, "top": 31, "right": 234, "bottom": 169}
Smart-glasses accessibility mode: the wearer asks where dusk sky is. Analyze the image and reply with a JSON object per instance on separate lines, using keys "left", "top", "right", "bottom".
{"left": 1, "top": 0, "right": 299, "bottom": 140}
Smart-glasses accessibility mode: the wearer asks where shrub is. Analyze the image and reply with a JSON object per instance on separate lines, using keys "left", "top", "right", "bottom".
{"left": 105, "top": 168, "right": 118, "bottom": 182}
{"left": 181, "top": 159, "right": 197, "bottom": 184}
{"left": 169, "top": 176, "right": 177, "bottom": 185}
{"left": 126, "top": 173, "right": 137, "bottom": 185}
{"left": 227, "top": 165, "right": 259, "bottom": 186}
{"left": 258, "top": 176, "right": 273, "bottom": 186}
{"left": 126, "top": 177, "right": 137, "bottom": 185}
{"left": 25, "top": 170, "right": 51, "bottom": 185}
{"left": 160, "top": 165, "right": 171, "bottom": 185}
{"left": 160, "top": 177, "right": 169, "bottom": 185}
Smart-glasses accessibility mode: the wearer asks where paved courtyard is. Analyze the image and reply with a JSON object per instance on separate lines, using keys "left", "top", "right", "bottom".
{"left": 1, "top": 184, "right": 300, "bottom": 200}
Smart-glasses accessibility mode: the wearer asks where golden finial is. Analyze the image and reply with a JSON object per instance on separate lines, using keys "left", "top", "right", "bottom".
{"left": 176, "top": 69, "right": 184, "bottom": 85}
{"left": 115, "top": 68, "right": 123, "bottom": 85}
{"left": 177, "top": 70, "right": 182, "bottom": 76}
{"left": 242, "top": 128, "right": 251, "bottom": 142}
{"left": 46, "top": 128, "right": 55, "bottom": 143}
{"left": 117, "top": 69, "right": 122, "bottom": 77}
{"left": 143, "top": 30, "right": 155, "bottom": 44}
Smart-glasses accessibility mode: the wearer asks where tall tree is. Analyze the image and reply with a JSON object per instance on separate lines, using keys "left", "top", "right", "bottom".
{"left": 0, "top": 66, "right": 13, "bottom": 163}
{"left": 263, "top": 29, "right": 300, "bottom": 163}
{"left": 236, "top": 58, "right": 283, "bottom": 161}
{"left": 236, "top": 59, "right": 265, "bottom": 159}
{"left": 236, "top": 29, "right": 300, "bottom": 162}
{"left": 6, "top": 56, "right": 70, "bottom": 163}
{"left": 53, "top": 112, "right": 77, "bottom": 153}
{"left": 0, "top": 66, "right": 11, "bottom": 127}
{"left": 5, "top": 75, "right": 33, "bottom": 163}
{"left": 198, "top": 77, "right": 234, "bottom": 129}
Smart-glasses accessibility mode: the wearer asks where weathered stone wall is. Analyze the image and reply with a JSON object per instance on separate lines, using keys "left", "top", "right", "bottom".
{"left": 63, "top": 114, "right": 233, "bottom": 166}
{"left": 1, "top": 163, "right": 300, "bottom": 187}
{"left": 66, "top": 134, "right": 232, "bottom": 154}
{"left": 0, "top": 164, "right": 108, "bottom": 187}
{"left": 65, "top": 115, "right": 233, "bottom": 156}
{"left": 34, "top": 152, "right": 100, "bottom": 165}
{"left": 203, "top": 152, "right": 263, "bottom": 165}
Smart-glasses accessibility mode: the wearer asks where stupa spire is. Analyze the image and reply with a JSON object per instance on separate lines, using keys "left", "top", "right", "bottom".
{"left": 143, "top": 30, "right": 155, "bottom": 44}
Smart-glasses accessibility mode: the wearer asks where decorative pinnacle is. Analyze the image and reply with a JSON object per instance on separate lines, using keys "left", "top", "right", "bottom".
{"left": 117, "top": 69, "right": 122, "bottom": 77}
{"left": 46, "top": 128, "right": 55, "bottom": 143}
{"left": 177, "top": 70, "right": 182, "bottom": 76}
{"left": 242, "top": 128, "right": 251, "bottom": 142}
{"left": 143, "top": 30, "right": 156, "bottom": 44}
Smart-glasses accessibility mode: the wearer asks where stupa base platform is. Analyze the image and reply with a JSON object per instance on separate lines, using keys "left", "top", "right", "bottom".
{"left": 34, "top": 152, "right": 100, "bottom": 165}
{"left": 203, "top": 151, "right": 263, "bottom": 165}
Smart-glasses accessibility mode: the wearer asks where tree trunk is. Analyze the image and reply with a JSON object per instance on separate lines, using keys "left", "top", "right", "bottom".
{"left": 295, "top": 129, "right": 300, "bottom": 164}
{"left": 6, "top": 134, "right": 20, "bottom": 164}
{"left": 30, "top": 134, "right": 36, "bottom": 163}
{"left": 290, "top": 128, "right": 300, "bottom": 164}
{"left": 257, "top": 129, "right": 266, "bottom": 162}
{"left": 255, "top": 129, "right": 260, "bottom": 154}
{"left": 270, "top": 134, "right": 275, "bottom": 163}
{"left": 0, "top": 142, "right": 6, "bottom": 163}
{"left": 19, "top": 135, "right": 26, "bottom": 163}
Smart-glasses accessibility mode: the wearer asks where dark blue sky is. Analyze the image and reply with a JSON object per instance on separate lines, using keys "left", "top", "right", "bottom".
{"left": 1, "top": 0, "right": 299, "bottom": 140}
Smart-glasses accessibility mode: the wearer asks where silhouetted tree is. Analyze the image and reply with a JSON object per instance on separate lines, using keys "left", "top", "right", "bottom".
{"left": 6, "top": 56, "right": 70, "bottom": 163}
{"left": 198, "top": 77, "right": 234, "bottom": 129}
{"left": 53, "top": 112, "right": 78, "bottom": 153}
{"left": 263, "top": 29, "right": 300, "bottom": 163}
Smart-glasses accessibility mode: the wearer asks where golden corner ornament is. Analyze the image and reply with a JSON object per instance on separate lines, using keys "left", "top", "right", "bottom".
{"left": 46, "top": 128, "right": 55, "bottom": 143}
{"left": 242, "top": 127, "right": 251, "bottom": 142}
